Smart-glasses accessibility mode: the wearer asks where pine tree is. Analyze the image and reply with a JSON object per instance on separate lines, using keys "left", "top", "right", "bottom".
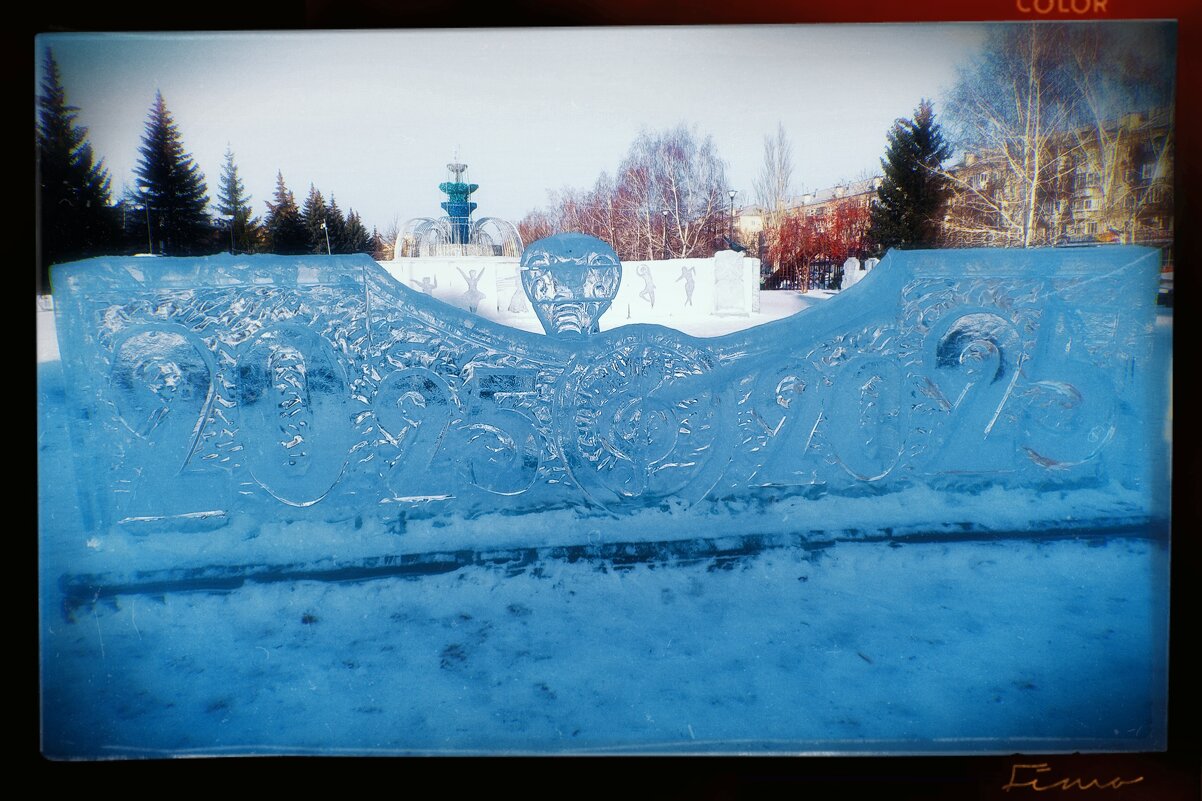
{"left": 264, "top": 171, "right": 308, "bottom": 254}
{"left": 326, "top": 194, "right": 347, "bottom": 253}
{"left": 369, "top": 226, "right": 388, "bottom": 261}
{"left": 868, "top": 99, "right": 953, "bottom": 253}
{"left": 134, "top": 91, "right": 213, "bottom": 255}
{"left": 216, "top": 146, "right": 260, "bottom": 253}
{"left": 36, "top": 48, "right": 117, "bottom": 289}
{"left": 300, "top": 184, "right": 329, "bottom": 253}
{"left": 342, "top": 210, "right": 372, "bottom": 254}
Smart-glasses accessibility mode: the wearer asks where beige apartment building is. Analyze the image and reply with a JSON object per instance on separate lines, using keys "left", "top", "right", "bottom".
{"left": 939, "top": 108, "right": 1173, "bottom": 268}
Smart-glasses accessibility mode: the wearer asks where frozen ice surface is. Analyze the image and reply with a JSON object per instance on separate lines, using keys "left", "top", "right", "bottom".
{"left": 40, "top": 244, "right": 1171, "bottom": 756}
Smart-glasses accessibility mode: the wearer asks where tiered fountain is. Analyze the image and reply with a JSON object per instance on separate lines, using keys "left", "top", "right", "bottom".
{"left": 397, "top": 161, "right": 523, "bottom": 258}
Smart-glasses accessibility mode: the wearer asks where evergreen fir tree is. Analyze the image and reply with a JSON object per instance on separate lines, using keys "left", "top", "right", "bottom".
{"left": 868, "top": 99, "right": 953, "bottom": 253}
{"left": 118, "top": 184, "right": 154, "bottom": 253}
{"left": 263, "top": 171, "right": 308, "bottom": 254}
{"left": 326, "top": 194, "right": 347, "bottom": 253}
{"left": 342, "top": 210, "right": 372, "bottom": 254}
{"left": 368, "top": 226, "right": 388, "bottom": 261}
{"left": 36, "top": 48, "right": 118, "bottom": 289}
{"left": 134, "top": 91, "right": 213, "bottom": 255}
{"left": 216, "top": 146, "right": 260, "bottom": 253}
{"left": 300, "top": 184, "right": 330, "bottom": 253}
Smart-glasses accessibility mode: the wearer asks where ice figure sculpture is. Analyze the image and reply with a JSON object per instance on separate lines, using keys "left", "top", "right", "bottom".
{"left": 519, "top": 233, "right": 622, "bottom": 336}
{"left": 456, "top": 266, "right": 486, "bottom": 313}
{"left": 678, "top": 265, "right": 696, "bottom": 306}
{"left": 713, "top": 250, "right": 746, "bottom": 314}
{"left": 51, "top": 245, "right": 1166, "bottom": 542}
{"left": 636, "top": 264, "right": 656, "bottom": 308}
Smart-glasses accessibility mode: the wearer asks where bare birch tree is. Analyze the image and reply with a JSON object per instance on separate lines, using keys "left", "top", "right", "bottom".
{"left": 754, "top": 123, "right": 794, "bottom": 231}
{"left": 942, "top": 24, "right": 1076, "bottom": 248}
{"left": 613, "top": 163, "right": 655, "bottom": 259}
{"left": 517, "top": 208, "right": 556, "bottom": 246}
{"left": 517, "top": 124, "right": 729, "bottom": 261}
{"left": 942, "top": 22, "right": 1175, "bottom": 248}
{"left": 754, "top": 123, "right": 795, "bottom": 270}
{"left": 631, "top": 125, "right": 728, "bottom": 258}
{"left": 1060, "top": 24, "right": 1175, "bottom": 244}
{"left": 377, "top": 214, "right": 401, "bottom": 261}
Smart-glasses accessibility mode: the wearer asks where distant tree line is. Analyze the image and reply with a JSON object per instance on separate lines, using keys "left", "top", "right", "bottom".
{"left": 518, "top": 124, "right": 732, "bottom": 261}
{"left": 35, "top": 48, "right": 387, "bottom": 293}
{"left": 256, "top": 175, "right": 376, "bottom": 257}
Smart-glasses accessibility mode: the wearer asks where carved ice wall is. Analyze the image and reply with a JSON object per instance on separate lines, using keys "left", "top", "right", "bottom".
{"left": 51, "top": 246, "right": 1165, "bottom": 539}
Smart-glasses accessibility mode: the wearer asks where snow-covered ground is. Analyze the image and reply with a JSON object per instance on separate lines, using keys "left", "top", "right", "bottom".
{"left": 36, "top": 284, "right": 1172, "bottom": 758}
{"left": 40, "top": 532, "right": 1167, "bottom": 757}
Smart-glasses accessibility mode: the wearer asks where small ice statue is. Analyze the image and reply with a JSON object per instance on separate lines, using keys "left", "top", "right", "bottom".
{"left": 520, "top": 233, "right": 622, "bottom": 336}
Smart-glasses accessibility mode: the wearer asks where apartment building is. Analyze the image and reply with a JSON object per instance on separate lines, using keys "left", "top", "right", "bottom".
{"left": 940, "top": 108, "right": 1173, "bottom": 268}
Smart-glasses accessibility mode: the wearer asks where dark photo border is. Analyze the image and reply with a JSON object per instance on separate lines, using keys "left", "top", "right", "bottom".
{"left": 31, "top": 1, "right": 1197, "bottom": 796}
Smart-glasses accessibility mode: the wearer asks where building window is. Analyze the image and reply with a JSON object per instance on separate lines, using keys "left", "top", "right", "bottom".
{"left": 1141, "top": 162, "right": 1158, "bottom": 181}
{"left": 1085, "top": 222, "right": 1099, "bottom": 235}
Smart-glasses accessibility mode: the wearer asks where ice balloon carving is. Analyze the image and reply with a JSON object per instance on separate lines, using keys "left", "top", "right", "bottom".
{"left": 51, "top": 241, "right": 1166, "bottom": 543}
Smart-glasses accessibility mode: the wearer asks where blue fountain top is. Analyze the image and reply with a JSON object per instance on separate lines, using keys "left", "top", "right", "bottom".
{"left": 438, "top": 181, "right": 478, "bottom": 201}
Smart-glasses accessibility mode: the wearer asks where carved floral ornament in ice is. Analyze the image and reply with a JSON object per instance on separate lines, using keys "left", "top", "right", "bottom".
{"left": 51, "top": 237, "right": 1161, "bottom": 535}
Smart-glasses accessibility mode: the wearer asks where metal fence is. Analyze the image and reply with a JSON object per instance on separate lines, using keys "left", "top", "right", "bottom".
{"left": 761, "top": 261, "right": 844, "bottom": 291}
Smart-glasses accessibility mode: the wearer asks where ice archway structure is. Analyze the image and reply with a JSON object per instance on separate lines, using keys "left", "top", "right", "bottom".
{"left": 50, "top": 244, "right": 1168, "bottom": 560}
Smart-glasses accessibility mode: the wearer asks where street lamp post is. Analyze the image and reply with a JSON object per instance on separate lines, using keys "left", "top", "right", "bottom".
{"left": 728, "top": 189, "right": 737, "bottom": 248}
{"left": 320, "top": 220, "right": 331, "bottom": 255}
{"left": 662, "top": 209, "right": 669, "bottom": 260}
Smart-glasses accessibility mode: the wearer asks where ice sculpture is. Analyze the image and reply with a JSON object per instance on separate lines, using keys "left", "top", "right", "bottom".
{"left": 713, "top": 249, "right": 748, "bottom": 314}
{"left": 51, "top": 245, "right": 1166, "bottom": 541}
{"left": 519, "top": 233, "right": 622, "bottom": 336}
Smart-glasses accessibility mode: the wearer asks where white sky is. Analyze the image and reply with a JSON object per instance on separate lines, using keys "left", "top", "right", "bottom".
{"left": 36, "top": 25, "right": 987, "bottom": 234}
